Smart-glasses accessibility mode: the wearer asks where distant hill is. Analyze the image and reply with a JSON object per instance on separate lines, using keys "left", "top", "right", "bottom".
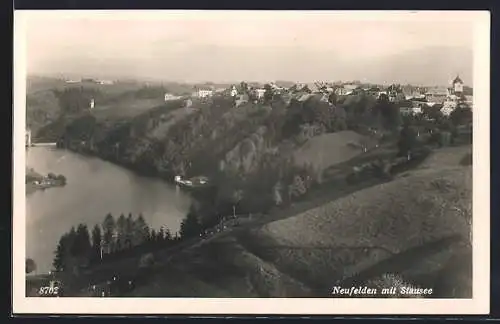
{"left": 346, "top": 46, "right": 473, "bottom": 87}
{"left": 28, "top": 45, "right": 473, "bottom": 87}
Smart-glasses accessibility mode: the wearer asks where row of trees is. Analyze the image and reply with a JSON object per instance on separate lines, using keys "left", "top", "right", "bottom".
{"left": 52, "top": 213, "right": 185, "bottom": 273}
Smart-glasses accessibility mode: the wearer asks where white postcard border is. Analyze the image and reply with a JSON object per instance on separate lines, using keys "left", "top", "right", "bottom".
{"left": 12, "top": 10, "right": 490, "bottom": 315}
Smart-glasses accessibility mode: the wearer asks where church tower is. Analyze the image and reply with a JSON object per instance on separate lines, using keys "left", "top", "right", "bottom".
{"left": 452, "top": 75, "right": 464, "bottom": 95}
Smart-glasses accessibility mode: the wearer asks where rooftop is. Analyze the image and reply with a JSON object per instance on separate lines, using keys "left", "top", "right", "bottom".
{"left": 452, "top": 75, "right": 463, "bottom": 84}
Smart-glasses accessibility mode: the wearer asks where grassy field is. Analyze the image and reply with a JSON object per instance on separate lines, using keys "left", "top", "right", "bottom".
{"left": 90, "top": 98, "right": 167, "bottom": 121}
{"left": 292, "top": 131, "right": 378, "bottom": 175}
{"left": 26, "top": 76, "right": 173, "bottom": 133}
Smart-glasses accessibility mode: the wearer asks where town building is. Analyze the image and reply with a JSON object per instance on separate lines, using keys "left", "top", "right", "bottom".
{"left": 230, "top": 85, "right": 238, "bottom": 97}
{"left": 164, "top": 93, "right": 182, "bottom": 101}
{"left": 465, "top": 95, "right": 473, "bottom": 109}
{"left": 195, "top": 89, "right": 214, "bottom": 98}
{"left": 425, "top": 87, "right": 449, "bottom": 104}
{"left": 335, "top": 87, "right": 350, "bottom": 96}
{"left": 96, "top": 80, "right": 114, "bottom": 85}
{"left": 451, "top": 75, "right": 464, "bottom": 96}
{"left": 366, "top": 87, "right": 381, "bottom": 97}
{"left": 254, "top": 89, "right": 266, "bottom": 99}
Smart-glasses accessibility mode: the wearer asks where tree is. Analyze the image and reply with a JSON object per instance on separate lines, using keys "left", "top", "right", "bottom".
{"left": 116, "top": 214, "right": 127, "bottom": 250}
{"left": 134, "top": 214, "right": 150, "bottom": 245}
{"left": 157, "top": 227, "right": 165, "bottom": 242}
{"left": 102, "top": 213, "right": 115, "bottom": 249}
{"left": 179, "top": 205, "right": 202, "bottom": 239}
{"left": 125, "top": 213, "right": 134, "bottom": 248}
{"left": 164, "top": 227, "right": 172, "bottom": 242}
{"left": 239, "top": 82, "right": 248, "bottom": 94}
{"left": 288, "top": 175, "right": 307, "bottom": 200}
{"left": 53, "top": 234, "right": 69, "bottom": 272}
{"left": 423, "top": 104, "right": 443, "bottom": 121}
{"left": 74, "top": 223, "right": 92, "bottom": 258}
{"left": 263, "top": 84, "right": 274, "bottom": 103}
{"left": 55, "top": 174, "right": 67, "bottom": 185}
{"left": 67, "top": 226, "right": 78, "bottom": 256}
{"left": 397, "top": 121, "right": 418, "bottom": 159}
{"left": 26, "top": 258, "right": 36, "bottom": 274}
{"left": 450, "top": 104, "right": 472, "bottom": 126}
{"left": 91, "top": 224, "right": 102, "bottom": 260}
{"left": 374, "top": 94, "right": 401, "bottom": 131}
{"left": 149, "top": 229, "right": 157, "bottom": 242}
{"left": 301, "top": 97, "right": 332, "bottom": 130}
{"left": 328, "top": 92, "right": 338, "bottom": 105}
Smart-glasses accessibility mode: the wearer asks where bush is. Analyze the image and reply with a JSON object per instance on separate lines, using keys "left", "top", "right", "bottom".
{"left": 56, "top": 174, "right": 67, "bottom": 184}
{"left": 138, "top": 253, "right": 155, "bottom": 268}
{"left": 26, "top": 258, "right": 36, "bottom": 274}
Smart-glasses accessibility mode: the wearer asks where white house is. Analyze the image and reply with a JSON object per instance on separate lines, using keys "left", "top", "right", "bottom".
{"left": 230, "top": 86, "right": 238, "bottom": 97}
{"left": 334, "top": 84, "right": 359, "bottom": 96}
{"left": 255, "top": 89, "right": 266, "bottom": 99}
{"left": 196, "top": 89, "right": 214, "bottom": 98}
{"left": 164, "top": 93, "right": 182, "bottom": 101}
{"left": 97, "top": 80, "right": 114, "bottom": 85}
{"left": 335, "top": 87, "right": 350, "bottom": 96}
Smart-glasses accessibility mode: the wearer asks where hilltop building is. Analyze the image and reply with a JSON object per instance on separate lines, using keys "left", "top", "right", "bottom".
{"left": 450, "top": 75, "right": 464, "bottom": 96}
{"left": 164, "top": 93, "right": 182, "bottom": 101}
{"left": 195, "top": 89, "right": 214, "bottom": 98}
{"left": 254, "top": 89, "right": 266, "bottom": 99}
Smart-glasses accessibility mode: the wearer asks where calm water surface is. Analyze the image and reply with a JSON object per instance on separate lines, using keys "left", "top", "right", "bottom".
{"left": 25, "top": 147, "right": 191, "bottom": 274}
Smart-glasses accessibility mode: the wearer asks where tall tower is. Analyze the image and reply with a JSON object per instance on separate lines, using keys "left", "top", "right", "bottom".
{"left": 452, "top": 75, "right": 464, "bottom": 95}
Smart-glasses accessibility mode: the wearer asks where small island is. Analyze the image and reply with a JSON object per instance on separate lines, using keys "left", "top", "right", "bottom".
{"left": 26, "top": 168, "right": 67, "bottom": 194}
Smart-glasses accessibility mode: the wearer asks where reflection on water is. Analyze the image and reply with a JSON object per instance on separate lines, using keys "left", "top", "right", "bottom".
{"left": 25, "top": 147, "right": 191, "bottom": 274}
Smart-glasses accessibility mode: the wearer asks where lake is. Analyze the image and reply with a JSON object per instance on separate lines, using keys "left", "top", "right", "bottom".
{"left": 25, "top": 146, "right": 192, "bottom": 274}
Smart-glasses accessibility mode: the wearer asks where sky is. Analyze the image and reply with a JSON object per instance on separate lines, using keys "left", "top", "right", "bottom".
{"left": 19, "top": 11, "right": 476, "bottom": 86}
